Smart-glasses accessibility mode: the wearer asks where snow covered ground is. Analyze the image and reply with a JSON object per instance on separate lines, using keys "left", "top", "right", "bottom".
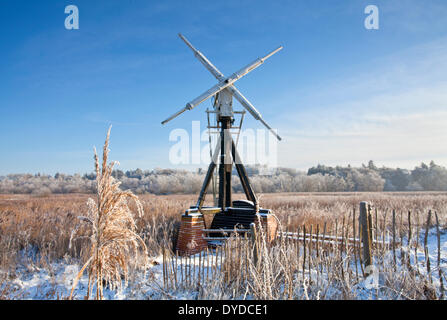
{"left": 1, "top": 252, "right": 224, "bottom": 300}
{"left": 1, "top": 229, "right": 445, "bottom": 300}
{"left": 1, "top": 255, "right": 171, "bottom": 300}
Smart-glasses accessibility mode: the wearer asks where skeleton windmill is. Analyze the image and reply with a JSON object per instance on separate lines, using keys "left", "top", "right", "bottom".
{"left": 162, "top": 34, "right": 282, "bottom": 254}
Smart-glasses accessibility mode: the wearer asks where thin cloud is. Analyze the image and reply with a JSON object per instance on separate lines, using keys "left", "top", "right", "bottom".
{"left": 277, "top": 37, "right": 447, "bottom": 170}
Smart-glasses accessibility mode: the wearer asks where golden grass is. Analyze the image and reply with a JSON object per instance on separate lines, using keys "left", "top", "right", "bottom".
{"left": 69, "top": 127, "right": 148, "bottom": 299}
{"left": 1, "top": 192, "right": 446, "bottom": 263}
{"left": 0, "top": 191, "right": 446, "bottom": 270}
{"left": 0, "top": 190, "right": 446, "bottom": 299}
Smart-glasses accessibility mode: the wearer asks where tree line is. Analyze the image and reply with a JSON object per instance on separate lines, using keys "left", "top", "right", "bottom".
{"left": 1, "top": 161, "right": 446, "bottom": 195}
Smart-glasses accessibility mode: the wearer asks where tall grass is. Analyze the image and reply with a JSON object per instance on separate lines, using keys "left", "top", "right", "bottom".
{"left": 161, "top": 211, "right": 446, "bottom": 300}
{"left": 69, "top": 127, "right": 148, "bottom": 299}
{"left": 0, "top": 190, "right": 446, "bottom": 299}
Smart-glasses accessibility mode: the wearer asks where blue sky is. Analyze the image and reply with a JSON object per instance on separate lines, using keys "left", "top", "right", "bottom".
{"left": 1, "top": 0, "right": 447, "bottom": 174}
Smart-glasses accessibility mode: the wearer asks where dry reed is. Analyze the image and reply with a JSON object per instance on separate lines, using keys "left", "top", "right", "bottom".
{"left": 69, "top": 127, "right": 148, "bottom": 299}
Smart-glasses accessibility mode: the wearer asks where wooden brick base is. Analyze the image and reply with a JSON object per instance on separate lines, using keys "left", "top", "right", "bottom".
{"left": 176, "top": 213, "right": 208, "bottom": 255}
{"left": 256, "top": 214, "right": 278, "bottom": 243}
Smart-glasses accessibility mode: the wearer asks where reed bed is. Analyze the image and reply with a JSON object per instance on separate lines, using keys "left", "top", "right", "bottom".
{"left": 160, "top": 207, "right": 446, "bottom": 300}
{"left": 0, "top": 192, "right": 446, "bottom": 299}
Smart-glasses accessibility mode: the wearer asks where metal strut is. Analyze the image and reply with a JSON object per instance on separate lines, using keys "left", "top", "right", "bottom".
{"left": 196, "top": 119, "right": 258, "bottom": 213}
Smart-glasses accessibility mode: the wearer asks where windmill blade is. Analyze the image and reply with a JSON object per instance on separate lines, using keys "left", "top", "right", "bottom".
{"left": 178, "top": 34, "right": 282, "bottom": 140}
{"left": 227, "top": 46, "right": 283, "bottom": 85}
{"left": 227, "top": 87, "right": 261, "bottom": 119}
{"left": 230, "top": 87, "right": 282, "bottom": 141}
{"left": 185, "top": 80, "right": 232, "bottom": 111}
{"left": 259, "top": 118, "right": 282, "bottom": 141}
{"left": 161, "top": 35, "right": 225, "bottom": 125}
{"left": 178, "top": 34, "right": 225, "bottom": 80}
{"left": 185, "top": 46, "right": 283, "bottom": 111}
{"left": 161, "top": 106, "right": 190, "bottom": 125}
{"left": 161, "top": 79, "right": 230, "bottom": 124}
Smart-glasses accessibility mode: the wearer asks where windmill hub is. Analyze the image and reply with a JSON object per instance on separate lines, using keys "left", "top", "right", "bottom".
{"left": 162, "top": 34, "right": 282, "bottom": 255}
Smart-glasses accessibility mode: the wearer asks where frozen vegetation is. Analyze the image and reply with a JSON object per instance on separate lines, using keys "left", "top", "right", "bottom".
{"left": 2, "top": 161, "right": 447, "bottom": 195}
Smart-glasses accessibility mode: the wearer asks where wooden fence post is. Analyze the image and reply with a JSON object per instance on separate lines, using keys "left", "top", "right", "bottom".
{"left": 250, "top": 222, "right": 258, "bottom": 266}
{"left": 359, "top": 202, "right": 372, "bottom": 274}
{"left": 367, "top": 204, "right": 373, "bottom": 245}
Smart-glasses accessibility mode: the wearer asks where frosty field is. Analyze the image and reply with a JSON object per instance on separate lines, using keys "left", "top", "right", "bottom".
{"left": 0, "top": 192, "right": 445, "bottom": 300}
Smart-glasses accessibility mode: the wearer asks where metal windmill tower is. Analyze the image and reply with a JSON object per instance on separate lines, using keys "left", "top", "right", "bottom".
{"left": 162, "top": 34, "right": 282, "bottom": 253}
